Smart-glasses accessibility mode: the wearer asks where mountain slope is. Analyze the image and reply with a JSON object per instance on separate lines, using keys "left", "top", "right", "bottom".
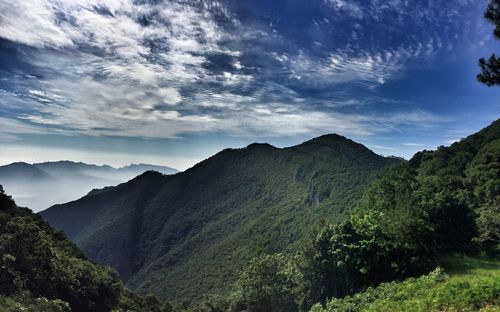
{"left": 180, "top": 119, "right": 500, "bottom": 312}
{"left": 0, "top": 186, "right": 165, "bottom": 312}
{"left": 41, "top": 135, "right": 401, "bottom": 303}
{"left": 0, "top": 161, "right": 178, "bottom": 211}
{"left": 0, "top": 162, "right": 53, "bottom": 182}
{"left": 356, "top": 118, "right": 500, "bottom": 256}
{"left": 287, "top": 119, "right": 500, "bottom": 309}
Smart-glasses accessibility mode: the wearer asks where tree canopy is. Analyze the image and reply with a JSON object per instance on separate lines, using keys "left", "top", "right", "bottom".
{"left": 478, "top": 0, "right": 500, "bottom": 86}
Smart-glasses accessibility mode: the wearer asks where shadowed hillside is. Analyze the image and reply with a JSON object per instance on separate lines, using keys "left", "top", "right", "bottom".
{"left": 41, "top": 134, "right": 401, "bottom": 303}
{"left": 0, "top": 186, "right": 168, "bottom": 312}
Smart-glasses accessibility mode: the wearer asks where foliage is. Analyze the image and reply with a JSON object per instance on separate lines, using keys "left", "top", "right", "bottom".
{"left": 478, "top": 0, "right": 500, "bottom": 86}
{"left": 478, "top": 55, "right": 500, "bottom": 86}
{"left": 294, "top": 119, "right": 500, "bottom": 309}
{"left": 34, "top": 120, "right": 500, "bottom": 309}
{"left": 0, "top": 293, "right": 70, "bottom": 312}
{"left": 232, "top": 254, "right": 299, "bottom": 312}
{"left": 360, "top": 120, "right": 500, "bottom": 257}
{"left": 295, "top": 208, "right": 436, "bottom": 309}
{"left": 310, "top": 257, "right": 500, "bottom": 312}
{"left": 41, "top": 135, "right": 400, "bottom": 303}
{"left": 0, "top": 186, "right": 167, "bottom": 312}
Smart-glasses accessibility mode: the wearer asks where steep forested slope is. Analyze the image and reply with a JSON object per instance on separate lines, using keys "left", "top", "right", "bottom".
{"left": 182, "top": 119, "right": 500, "bottom": 312}
{"left": 41, "top": 134, "right": 400, "bottom": 303}
{"left": 291, "top": 118, "right": 500, "bottom": 309}
{"left": 0, "top": 186, "right": 166, "bottom": 312}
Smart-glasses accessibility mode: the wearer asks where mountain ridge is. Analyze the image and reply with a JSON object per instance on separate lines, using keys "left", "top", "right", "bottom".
{"left": 0, "top": 160, "right": 178, "bottom": 211}
{"left": 41, "top": 133, "right": 402, "bottom": 303}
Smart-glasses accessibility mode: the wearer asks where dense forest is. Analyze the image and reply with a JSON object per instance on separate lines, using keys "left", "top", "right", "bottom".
{"left": 0, "top": 186, "right": 170, "bottom": 311}
{"left": 35, "top": 119, "right": 500, "bottom": 311}
{"left": 177, "top": 118, "right": 500, "bottom": 312}
{"left": 41, "top": 135, "right": 401, "bottom": 303}
{"left": 1, "top": 119, "right": 499, "bottom": 311}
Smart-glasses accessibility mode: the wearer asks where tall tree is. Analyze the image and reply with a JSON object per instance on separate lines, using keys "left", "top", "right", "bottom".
{"left": 478, "top": 0, "right": 500, "bottom": 86}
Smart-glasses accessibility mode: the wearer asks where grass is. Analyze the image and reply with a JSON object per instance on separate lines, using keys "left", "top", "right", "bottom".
{"left": 311, "top": 256, "right": 500, "bottom": 312}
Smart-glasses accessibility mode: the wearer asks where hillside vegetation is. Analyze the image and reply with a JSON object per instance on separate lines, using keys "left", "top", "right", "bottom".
{"left": 41, "top": 135, "right": 400, "bottom": 303}
{"left": 40, "top": 119, "right": 499, "bottom": 310}
{"left": 181, "top": 119, "right": 500, "bottom": 311}
{"left": 0, "top": 186, "right": 169, "bottom": 311}
{"left": 295, "top": 118, "right": 499, "bottom": 305}
{"left": 311, "top": 257, "right": 500, "bottom": 312}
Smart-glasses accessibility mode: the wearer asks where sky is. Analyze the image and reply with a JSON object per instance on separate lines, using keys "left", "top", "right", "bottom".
{"left": 0, "top": 0, "right": 499, "bottom": 171}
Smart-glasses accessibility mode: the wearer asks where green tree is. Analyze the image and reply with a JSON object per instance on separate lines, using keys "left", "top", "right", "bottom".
{"left": 478, "top": 0, "right": 500, "bottom": 86}
{"left": 234, "top": 254, "right": 298, "bottom": 312}
{"left": 296, "top": 209, "right": 435, "bottom": 310}
{"left": 0, "top": 188, "right": 125, "bottom": 311}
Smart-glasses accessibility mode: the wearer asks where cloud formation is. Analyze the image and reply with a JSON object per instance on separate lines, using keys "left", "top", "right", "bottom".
{"left": 0, "top": 0, "right": 488, "bottom": 142}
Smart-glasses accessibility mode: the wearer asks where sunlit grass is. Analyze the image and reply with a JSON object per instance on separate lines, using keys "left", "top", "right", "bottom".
{"left": 311, "top": 256, "right": 500, "bottom": 312}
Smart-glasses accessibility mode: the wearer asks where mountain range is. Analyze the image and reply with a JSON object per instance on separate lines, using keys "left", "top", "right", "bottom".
{"left": 40, "top": 134, "right": 401, "bottom": 303}
{"left": 0, "top": 161, "right": 178, "bottom": 211}
{"left": 2, "top": 119, "right": 497, "bottom": 311}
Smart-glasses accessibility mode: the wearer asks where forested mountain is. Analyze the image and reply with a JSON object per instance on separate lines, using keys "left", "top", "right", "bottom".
{"left": 41, "top": 134, "right": 401, "bottom": 303}
{"left": 181, "top": 119, "right": 500, "bottom": 312}
{"left": 0, "top": 186, "right": 168, "bottom": 312}
{"left": 290, "top": 118, "right": 500, "bottom": 309}
{"left": 0, "top": 161, "right": 177, "bottom": 211}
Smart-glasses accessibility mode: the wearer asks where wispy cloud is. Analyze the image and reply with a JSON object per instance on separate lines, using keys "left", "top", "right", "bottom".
{"left": 403, "top": 142, "right": 425, "bottom": 147}
{"left": 0, "top": 0, "right": 483, "bottom": 144}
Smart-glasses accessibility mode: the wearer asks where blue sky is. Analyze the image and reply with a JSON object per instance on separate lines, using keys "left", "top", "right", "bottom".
{"left": 0, "top": 0, "right": 499, "bottom": 170}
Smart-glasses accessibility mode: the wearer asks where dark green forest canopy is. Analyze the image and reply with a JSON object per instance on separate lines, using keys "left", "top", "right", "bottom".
{"left": 2, "top": 119, "right": 498, "bottom": 311}
{"left": 186, "top": 119, "right": 499, "bottom": 312}
{"left": 41, "top": 134, "right": 401, "bottom": 303}
{"left": 296, "top": 118, "right": 500, "bottom": 308}
{"left": 0, "top": 186, "right": 167, "bottom": 312}
{"left": 357, "top": 117, "right": 500, "bottom": 256}
{"left": 478, "top": 0, "right": 500, "bottom": 86}
{"left": 36, "top": 119, "right": 500, "bottom": 310}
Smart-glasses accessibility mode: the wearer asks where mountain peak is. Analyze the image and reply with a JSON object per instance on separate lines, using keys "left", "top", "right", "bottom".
{"left": 291, "top": 133, "right": 370, "bottom": 152}
{"left": 6, "top": 161, "right": 32, "bottom": 167}
{"left": 245, "top": 142, "right": 276, "bottom": 150}
{"left": 306, "top": 133, "right": 351, "bottom": 144}
{"left": 306, "top": 133, "right": 353, "bottom": 142}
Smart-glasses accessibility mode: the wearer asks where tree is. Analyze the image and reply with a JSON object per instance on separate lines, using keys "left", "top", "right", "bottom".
{"left": 478, "top": 0, "right": 500, "bottom": 86}
{"left": 296, "top": 209, "right": 436, "bottom": 310}
{"left": 234, "top": 254, "right": 298, "bottom": 312}
{"left": 0, "top": 185, "right": 16, "bottom": 211}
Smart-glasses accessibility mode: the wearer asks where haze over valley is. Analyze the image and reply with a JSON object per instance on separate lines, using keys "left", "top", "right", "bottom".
{"left": 0, "top": 161, "right": 177, "bottom": 211}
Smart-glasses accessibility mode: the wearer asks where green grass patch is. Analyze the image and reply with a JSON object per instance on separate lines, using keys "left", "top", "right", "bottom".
{"left": 311, "top": 256, "right": 500, "bottom": 312}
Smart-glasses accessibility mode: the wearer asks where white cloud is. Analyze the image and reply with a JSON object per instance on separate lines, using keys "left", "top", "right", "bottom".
{"left": 326, "top": 0, "right": 364, "bottom": 18}
{"left": 157, "top": 88, "right": 182, "bottom": 106}
{"left": 445, "top": 139, "right": 460, "bottom": 145}
{"left": 0, "top": 0, "right": 458, "bottom": 143}
{"left": 0, "top": 116, "right": 59, "bottom": 142}
{"left": 283, "top": 49, "right": 409, "bottom": 87}
{"left": 0, "top": 0, "right": 76, "bottom": 48}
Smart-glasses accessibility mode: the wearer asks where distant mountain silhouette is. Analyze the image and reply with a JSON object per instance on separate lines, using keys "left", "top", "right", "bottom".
{"left": 41, "top": 134, "right": 401, "bottom": 303}
{"left": 0, "top": 161, "right": 177, "bottom": 211}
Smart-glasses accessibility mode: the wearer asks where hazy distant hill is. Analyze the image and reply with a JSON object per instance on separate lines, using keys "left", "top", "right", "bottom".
{"left": 41, "top": 134, "right": 401, "bottom": 303}
{"left": 0, "top": 161, "right": 178, "bottom": 211}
